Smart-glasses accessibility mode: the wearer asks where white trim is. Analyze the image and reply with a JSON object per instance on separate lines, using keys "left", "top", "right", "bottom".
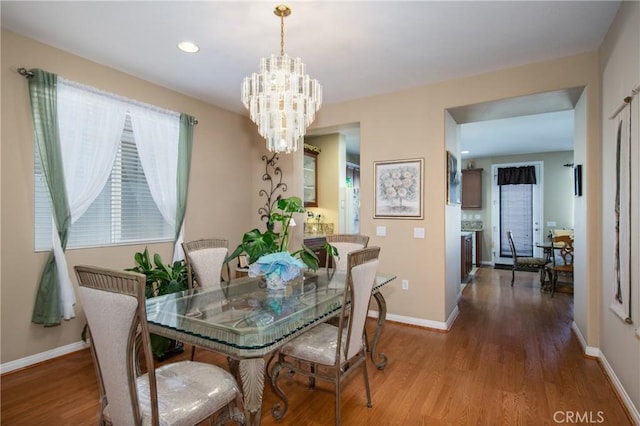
{"left": 571, "top": 322, "right": 639, "bottom": 423}
{"left": 571, "top": 321, "right": 600, "bottom": 357}
{"left": 368, "top": 306, "right": 458, "bottom": 331}
{"left": 598, "top": 351, "right": 640, "bottom": 424}
{"left": 0, "top": 340, "right": 89, "bottom": 375}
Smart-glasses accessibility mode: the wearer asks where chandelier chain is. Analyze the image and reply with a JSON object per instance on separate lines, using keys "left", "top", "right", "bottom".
{"left": 280, "top": 13, "right": 285, "bottom": 56}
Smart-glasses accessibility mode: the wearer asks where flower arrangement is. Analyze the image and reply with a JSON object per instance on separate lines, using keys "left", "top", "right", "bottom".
{"left": 249, "top": 252, "right": 305, "bottom": 289}
{"left": 378, "top": 166, "right": 418, "bottom": 207}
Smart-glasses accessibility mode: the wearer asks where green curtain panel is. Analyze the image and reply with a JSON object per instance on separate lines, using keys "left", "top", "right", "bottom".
{"left": 174, "top": 114, "right": 195, "bottom": 258}
{"left": 28, "top": 69, "right": 72, "bottom": 326}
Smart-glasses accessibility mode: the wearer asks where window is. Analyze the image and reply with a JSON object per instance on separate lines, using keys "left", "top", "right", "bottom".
{"left": 35, "top": 114, "right": 173, "bottom": 250}
{"left": 499, "top": 184, "right": 533, "bottom": 257}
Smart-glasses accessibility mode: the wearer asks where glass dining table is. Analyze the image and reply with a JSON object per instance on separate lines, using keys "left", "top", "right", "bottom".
{"left": 146, "top": 268, "right": 396, "bottom": 425}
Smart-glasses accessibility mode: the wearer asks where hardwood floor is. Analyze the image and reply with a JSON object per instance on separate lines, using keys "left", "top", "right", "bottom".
{"left": 1, "top": 267, "right": 632, "bottom": 425}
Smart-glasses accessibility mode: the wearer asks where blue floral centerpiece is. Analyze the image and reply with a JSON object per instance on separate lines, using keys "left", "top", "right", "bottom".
{"left": 249, "top": 251, "right": 305, "bottom": 290}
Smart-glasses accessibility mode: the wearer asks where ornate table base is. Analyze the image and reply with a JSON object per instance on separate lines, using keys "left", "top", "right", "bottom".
{"left": 228, "top": 358, "right": 265, "bottom": 426}
{"left": 369, "top": 291, "right": 388, "bottom": 369}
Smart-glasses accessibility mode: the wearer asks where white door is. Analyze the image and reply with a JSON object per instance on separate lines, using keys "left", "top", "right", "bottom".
{"left": 491, "top": 162, "right": 544, "bottom": 265}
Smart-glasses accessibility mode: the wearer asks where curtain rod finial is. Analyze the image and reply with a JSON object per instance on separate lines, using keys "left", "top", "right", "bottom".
{"left": 17, "top": 67, "right": 34, "bottom": 79}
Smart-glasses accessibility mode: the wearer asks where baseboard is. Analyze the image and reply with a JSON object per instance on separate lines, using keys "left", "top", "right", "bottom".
{"left": 571, "top": 322, "right": 640, "bottom": 424}
{"left": 368, "top": 307, "right": 456, "bottom": 331}
{"left": 0, "top": 340, "right": 89, "bottom": 375}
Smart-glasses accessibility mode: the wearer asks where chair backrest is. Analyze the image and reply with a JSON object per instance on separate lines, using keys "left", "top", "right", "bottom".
{"left": 506, "top": 231, "right": 518, "bottom": 262}
{"left": 338, "top": 246, "right": 380, "bottom": 362}
{"left": 326, "top": 234, "right": 370, "bottom": 271}
{"left": 182, "top": 238, "right": 230, "bottom": 290}
{"left": 552, "top": 235, "right": 574, "bottom": 267}
{"left": 75, "top": 265, "right": 159, "bottom": 426}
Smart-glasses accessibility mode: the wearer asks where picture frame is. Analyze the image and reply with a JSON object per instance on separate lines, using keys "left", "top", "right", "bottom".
{"left": 446, "top": 151, "right": 461, "bottom": 205}
{"left": 374, "top": 158, "right": 424, "bottom": 219}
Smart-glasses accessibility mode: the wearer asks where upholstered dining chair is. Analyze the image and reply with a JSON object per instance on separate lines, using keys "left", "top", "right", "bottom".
{"left": 74, "top": 265, "right": 245, "bottom": 426}
{"left": 545, "top": 234, "right": 574, "bottom": 297}
{"left": 182, "top": 238, "right": 231, "bottom": 291}
{"left": 326, "top": 234, "right": 370, "bottom": 271}
{"left": 270, "top": 246, "right": 381, "bottom": 425}
{"left": 182, "top": 238, "right": 231, "bottom": 360}
{"left": 506, "top": 231, "right": 547, "bottom": 287}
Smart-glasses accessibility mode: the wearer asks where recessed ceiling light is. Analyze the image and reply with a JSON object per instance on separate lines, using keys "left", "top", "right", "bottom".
{"left": 178, "top": 41, "right": 199, "bottom": 53}
{"left": 461, "top": 150, "right": 470, "bottom": 154}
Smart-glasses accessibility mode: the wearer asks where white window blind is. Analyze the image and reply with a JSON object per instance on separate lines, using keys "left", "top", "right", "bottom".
{"left": 35, "top": 114, "right": 173, "bottom": 250}
{"left": 499, "top": 184, "right": 533, "bottom": 257}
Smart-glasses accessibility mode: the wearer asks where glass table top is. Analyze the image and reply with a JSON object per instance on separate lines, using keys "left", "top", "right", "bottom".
{"left": 146, "top": 268, "right": 396, "bottom": 357}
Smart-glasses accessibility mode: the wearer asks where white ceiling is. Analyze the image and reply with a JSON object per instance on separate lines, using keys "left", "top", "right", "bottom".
{"left": 1, "top": 1, "right": 620, "bottom": 157}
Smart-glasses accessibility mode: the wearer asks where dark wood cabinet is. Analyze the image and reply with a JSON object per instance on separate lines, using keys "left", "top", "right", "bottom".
{"left": 304, "top": 236, "right": 327, "bottom": 267}
{"left": 461, "top": 168, "right": 483, "bottom": 209}
{"left": 461, "top": 234, "right": 473, "bottom": 280}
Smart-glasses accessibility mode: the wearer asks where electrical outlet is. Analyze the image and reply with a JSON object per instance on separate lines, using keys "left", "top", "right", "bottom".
{"left": 402, "top": 279, "right": 409, "bottom": 290}
{"left": 376, "top": 226, "right": 386, "bottom": 237}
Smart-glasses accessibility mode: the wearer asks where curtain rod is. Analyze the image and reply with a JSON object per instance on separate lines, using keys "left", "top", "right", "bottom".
{"left": 16, "top": 67, "right": 197, "bottom": 125}
{"left": 609, "top": 83, "right": 640, "bottom": 120}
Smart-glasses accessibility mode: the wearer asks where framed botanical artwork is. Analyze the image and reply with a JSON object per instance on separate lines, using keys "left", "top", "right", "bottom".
{"left": 447, "top": 151, "right": 461, "bottom": 205}
{"left": 374, "top": 158, "right": 424, "bottom": 219}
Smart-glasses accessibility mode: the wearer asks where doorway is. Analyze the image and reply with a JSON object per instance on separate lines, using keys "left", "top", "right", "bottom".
{"left": 491, "top": 161, "right": 544, "bottom": 265}
{"left": 304, "top": 123, "right": 361, "bottom": 234}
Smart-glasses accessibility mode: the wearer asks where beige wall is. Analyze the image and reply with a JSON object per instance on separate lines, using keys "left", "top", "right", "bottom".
{"left": 0, "top": 30, "right": 263, "bottom": 364}
{"left": 464, "top": 150, "right": 575, "bottom": 264}
{"left": 599, "top": 0, "right": 640, "bottom": 413}
{"left": 0, "top": 31, "right": 603, "bottom": 358}
{"left": 310, "top": 52, "right": 600, "bottom": 330}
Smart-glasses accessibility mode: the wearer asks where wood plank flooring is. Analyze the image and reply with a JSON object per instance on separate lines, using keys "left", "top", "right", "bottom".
{"left": 1, "top": 267, "right": 632, "bottom": 425}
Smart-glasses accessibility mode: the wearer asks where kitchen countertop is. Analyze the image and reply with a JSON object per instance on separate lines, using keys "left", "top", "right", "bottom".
{"left": 304, "top": 234, "right": 328, "bottom": 239}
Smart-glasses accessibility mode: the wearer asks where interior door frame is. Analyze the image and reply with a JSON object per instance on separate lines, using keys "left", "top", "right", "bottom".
{"left": 491, "top": 161, "right": 544, "bottom": 265}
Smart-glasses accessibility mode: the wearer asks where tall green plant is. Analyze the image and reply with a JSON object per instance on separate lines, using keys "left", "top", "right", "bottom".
{"left": 226, "top": 196, "right": 335, "bottom": 271}
{"left": 127, "top": 248, "right": 187, "bottom": 298}
{"left": 126, "top": 248, "right": 188, "bottom": 358}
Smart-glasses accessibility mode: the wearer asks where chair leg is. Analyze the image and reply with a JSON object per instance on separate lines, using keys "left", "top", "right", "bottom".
{"left": 511, "top": 267, "right": 515, "bottom": 286}
{"left": 190, "top": 345, "right": 196, "bottom": 361}
{"left": 335, "top": 378, "right": 341, "bottom": 426}
{"left": 362, "top": 356, "right": 372, "bottom": 409}
{"left": 551, "top": 271, "right": 558, "bottom": 297}
{"left": 539, "top": 267, "right": 546, "bottom": 289}
{"left": 308, "top": 363, "right": 316, "bottom": 389}
{"left": 269, "top": 361, "right": 289, "bottom": 421}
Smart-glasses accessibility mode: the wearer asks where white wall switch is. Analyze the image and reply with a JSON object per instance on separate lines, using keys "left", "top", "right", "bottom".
{"left": 376, "top": 226, "right": 386, "bottom": 237}
{"left": 402, "top": 280, "right": 409, "bottom": 290}
{"left": 413, "top": 227, "right": 425, "bottom": 238}
{"left": 547, "top": 221, "right": 557, "bottom": 227}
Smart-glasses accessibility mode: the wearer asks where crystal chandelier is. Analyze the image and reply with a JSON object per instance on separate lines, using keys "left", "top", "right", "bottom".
{"left": 242, "top": 5, "right": 322, "bottom": 154}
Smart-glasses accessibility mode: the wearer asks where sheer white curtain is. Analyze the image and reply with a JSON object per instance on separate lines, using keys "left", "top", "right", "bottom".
{"left": 129, "top": 106, "right": 183, "bottom": 261}
{"left": 55, "top": 79, "right": 128, "bottom": 318}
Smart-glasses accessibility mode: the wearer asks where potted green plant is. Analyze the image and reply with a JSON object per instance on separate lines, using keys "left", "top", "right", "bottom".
{"left": 225, "top": 196, "right": 336, "bottom": 275}
{"left": 126, "top": 248, "right": 188, "bottom": 359}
